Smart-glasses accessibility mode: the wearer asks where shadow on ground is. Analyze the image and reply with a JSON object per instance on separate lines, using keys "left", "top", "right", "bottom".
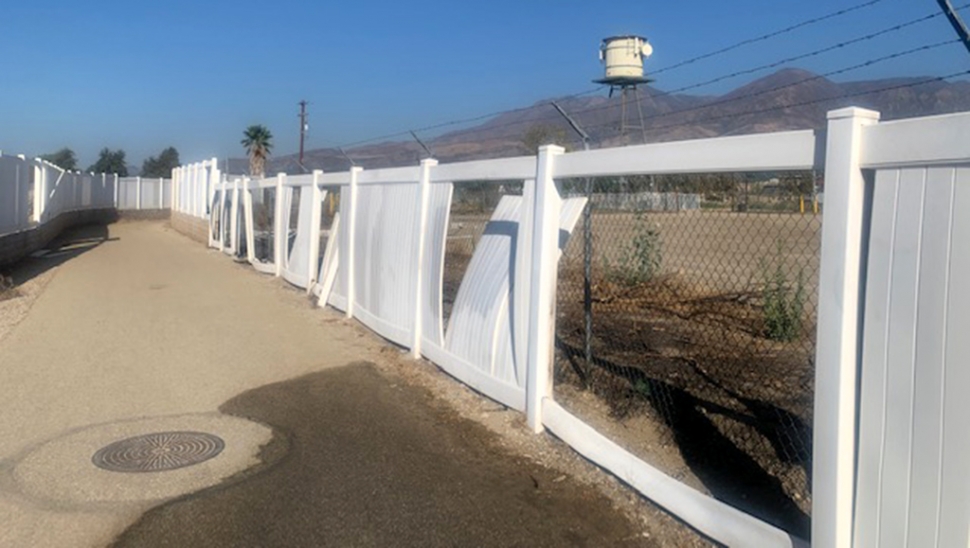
{"left": 557, "top": 338, "right": 811, "bottom": 540}
{"left": 111, "top": 362, "right": 657, "bottom": 548}
{"left": 1, "top": 223, "right": 118, "bottom": 292}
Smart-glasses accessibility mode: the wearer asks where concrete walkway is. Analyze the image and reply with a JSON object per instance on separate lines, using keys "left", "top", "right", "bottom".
{"left": 0, "top": 221, "right": 654, "bottom": 547}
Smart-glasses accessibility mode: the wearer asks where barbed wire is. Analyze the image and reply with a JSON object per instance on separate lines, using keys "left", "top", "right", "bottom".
{"left": 657, "top": 9, "right": 962, "bottom": 95}
{"left": 651, "top": 0, "right": 888, "bottom": 75}
{"left": 331, "top": 2, "right": 966, "bottom": 153}
{"left": 335, "top": 86, "right": 605, "bottom": 149}
{"left": 532, "top": 4, "right": 970, "bottom": 130}
{"left": 578, "top": 39, "right": 960, "bottom": 135}
{"left": 411, "top": 38, "right": 962, "bottom": 152}
{"left": 591, "top": 68, "right": 970, "bottom": 138}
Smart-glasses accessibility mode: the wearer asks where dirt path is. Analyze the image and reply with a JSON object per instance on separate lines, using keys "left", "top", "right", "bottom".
{"left": 0, "top": 221, "right": 701, "bottom": 547}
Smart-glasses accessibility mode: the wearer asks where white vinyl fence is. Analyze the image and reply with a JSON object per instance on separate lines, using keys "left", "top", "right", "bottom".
{"left": 179, "top": 107, "right": 970, "bottom": 548}
{"left": 0, "top": 153, "right": 117, "bottom": 236}
{"left": 171, "top": 158, "right": 219, "bottom": 219}
{"left": 116, "top": 177, "right": 171, "bottom": 210}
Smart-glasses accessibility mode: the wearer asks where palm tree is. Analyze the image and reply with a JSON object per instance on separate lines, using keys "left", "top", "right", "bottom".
{"left": 241, "top": 125, "right": 273, "bottom": 177}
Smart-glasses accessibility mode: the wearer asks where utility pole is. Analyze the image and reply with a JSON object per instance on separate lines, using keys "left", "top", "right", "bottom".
{"left": 298, "top": 100, "right": 309, "bottom": 173}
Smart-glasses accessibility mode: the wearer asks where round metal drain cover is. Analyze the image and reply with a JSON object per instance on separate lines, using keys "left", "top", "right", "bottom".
{"left": 92, "top": 431, "right": 225, "bottom": 473}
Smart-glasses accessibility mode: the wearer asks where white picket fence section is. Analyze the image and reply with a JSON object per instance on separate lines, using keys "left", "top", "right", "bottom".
{"left": 177, "top": 106, "right": 970, "bottom": 548}
{"left": 0, "top": 153, "right": 118, "bottom": 236}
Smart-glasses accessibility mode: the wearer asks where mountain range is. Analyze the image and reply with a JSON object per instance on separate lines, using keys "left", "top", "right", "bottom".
{"left": 229, "top": 68, "right": 970, "bottom": 174}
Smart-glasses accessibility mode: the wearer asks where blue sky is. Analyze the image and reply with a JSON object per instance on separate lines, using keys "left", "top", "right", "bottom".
{"left": 0, "top": 0, "right": 966, "bottom": 168}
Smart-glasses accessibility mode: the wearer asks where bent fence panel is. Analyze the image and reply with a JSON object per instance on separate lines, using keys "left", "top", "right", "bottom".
{"left": 422, "top": 190, "right": 584, "bottom": 412}
{"left": 349, "top": 182, "right": 422, "bottom": 347}
{"left": 283, "top": 185, "right": 327, "bottom": 289}
{"left": 419, "top": 182, "right": 453, "bottom": 349}
{"left": 314, "top": 212, "right": 341, "bottom": 304}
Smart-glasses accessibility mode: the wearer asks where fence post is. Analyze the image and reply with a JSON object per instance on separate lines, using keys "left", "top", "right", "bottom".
{"left": 190, "top": 164, "right": 197, "bottom": 216}
{"left": 523, "top": 145, "right": 564, "bottom": 433}
{"left": 307, "top": 170, "right": 324, "bottom": 293}
{"left": 274, "top": 173, "right": 285, "bottom": 276}
{"left": 411, "top": 158, "right": 438, "bottom": 358}
{"left": 209, "top": 157, "right": 220, "bottom": 219}
{"left": 136, "top": 176, "right": 142, "bottom": 210}
{"left": 159, "top": 177, "right": 164, "bottom": 209}
{"left": 343, "top": 167, "right": 362, "bottom": 319}
{"left": 218, "top": 178, "right": 228, "bottom": 252}
{"left": 32, "top": 163, "right": 43, "bottom": 222}
{"left": 230, "top": 177, "right": 239, "bottom": 254}
{"left": 813, "top": 107, "right": 880, "bottom": 548}
{"left": 243, "top": 177, "right": 256, "bottom": 264}
{"left": 198, "top": 163, "right": 205, "bottom": 218}
{"left": 172, "top": 169, "right": 177, "bottom": 212}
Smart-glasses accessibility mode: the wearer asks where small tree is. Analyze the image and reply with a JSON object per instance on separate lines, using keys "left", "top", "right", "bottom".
{"left": 40, "top": 148, "right": 78, "bottom": 171}
{"left": 241, "top": 125, "right": 273, "bottom": 177}
{"left": 141, "top": 147, "right": 180, "bottom": 178}
{"left": 88, "top": 148, "right": 128, "bottom": 176}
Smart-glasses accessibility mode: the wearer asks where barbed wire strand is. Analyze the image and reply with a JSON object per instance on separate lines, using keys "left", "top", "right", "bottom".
{"left": 410, "top": 38, "right": 961, "bottom": 151}
{"left": 651, "top": 0, "right": 888, "bottom": 75}
{"left": 332, "top": 2, "right": 965, "bottom": 152}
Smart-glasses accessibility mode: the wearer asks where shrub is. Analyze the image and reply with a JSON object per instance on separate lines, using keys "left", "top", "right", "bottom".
{"left": 608, "top": 212, "right": 663, "bottom": 286}
{"left": 761, "top": 245, "right": 805, "bottom": 342}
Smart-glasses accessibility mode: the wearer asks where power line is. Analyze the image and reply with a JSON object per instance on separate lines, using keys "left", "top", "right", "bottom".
{"left": 651, "top": 0, "right": 888, "bottom": 75}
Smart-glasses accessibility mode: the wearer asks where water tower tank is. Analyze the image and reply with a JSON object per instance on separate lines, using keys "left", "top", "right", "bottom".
{"left": 596, "top": 35, "right": 653, "bottom": 84}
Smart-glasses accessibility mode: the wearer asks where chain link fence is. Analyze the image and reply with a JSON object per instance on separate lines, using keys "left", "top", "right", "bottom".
{"left": 555, "top": 171, "right": 821, "bottom": 538}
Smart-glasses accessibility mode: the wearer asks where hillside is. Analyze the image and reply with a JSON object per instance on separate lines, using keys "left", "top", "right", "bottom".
{"left": 236, "top": 69, "right": 970, "bottom": 174}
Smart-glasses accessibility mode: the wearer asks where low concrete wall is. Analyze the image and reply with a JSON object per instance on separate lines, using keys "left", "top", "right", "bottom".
{"left": 0, "top": 208, "right": 119, "bottom": 268}
{"left": 169, "top": 211, "right": 209, "bottom": 245}
{"left": 117, "top": 209, "right": 171, "bottom": 221}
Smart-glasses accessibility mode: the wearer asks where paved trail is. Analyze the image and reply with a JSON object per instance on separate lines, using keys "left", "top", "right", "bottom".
{"left": 0, "top": 221, "right": 652, "bottom": 547}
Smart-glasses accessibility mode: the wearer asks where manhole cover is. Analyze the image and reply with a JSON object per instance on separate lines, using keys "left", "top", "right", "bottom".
{"left": 92, "top": 431, "right": 225, "bottom": 473}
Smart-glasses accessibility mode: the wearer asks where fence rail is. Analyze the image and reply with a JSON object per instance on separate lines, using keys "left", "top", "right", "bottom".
{"left": 165, "top": 107, "right": 970, "bottom": 548}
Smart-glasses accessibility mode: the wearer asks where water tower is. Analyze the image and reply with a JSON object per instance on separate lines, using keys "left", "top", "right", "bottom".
{"left": 594, "top": 35, "right": 654, "bottom": 144}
